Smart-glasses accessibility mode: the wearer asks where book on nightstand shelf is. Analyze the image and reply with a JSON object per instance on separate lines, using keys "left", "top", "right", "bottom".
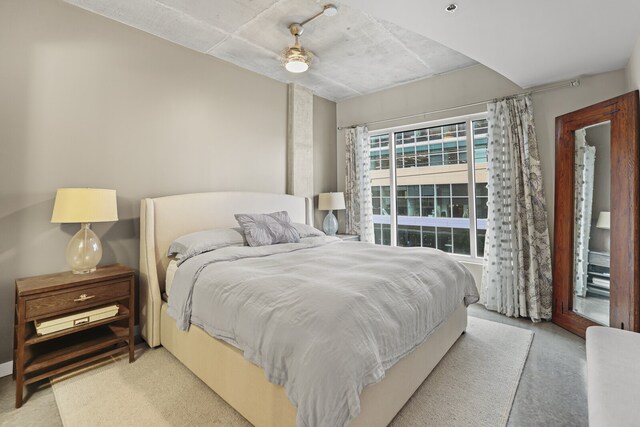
{"left": 35, "top": 304, "right": 120, "bottom": 336}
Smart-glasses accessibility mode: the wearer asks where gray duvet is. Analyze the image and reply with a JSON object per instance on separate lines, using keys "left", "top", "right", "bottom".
{"left": 168, "top": 236, "right": 479, "bottom": 427}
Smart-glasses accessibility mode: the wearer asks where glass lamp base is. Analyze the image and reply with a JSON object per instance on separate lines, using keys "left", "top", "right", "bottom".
{"left": 66, "top": 223, "right": 103, "bottom": 274}
{"left": 323, "top": 211, "right": 339, "bottom": 236}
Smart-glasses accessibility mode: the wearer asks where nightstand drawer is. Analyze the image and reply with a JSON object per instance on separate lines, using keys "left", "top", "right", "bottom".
{"left": 25, "top": 280, "right": 129, "bottom": 320}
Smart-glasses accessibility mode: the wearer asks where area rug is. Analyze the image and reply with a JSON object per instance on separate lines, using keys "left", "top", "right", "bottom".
{"left": 52, "top": 317, "right": 533, "bottom": 427}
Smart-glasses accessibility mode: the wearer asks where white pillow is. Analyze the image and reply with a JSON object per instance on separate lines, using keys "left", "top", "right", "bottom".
{"left": 293, "top": 223, "right": 325, "bottom": 238}
{"left": 167, "top": 227, "right": 246, "bottom": 264}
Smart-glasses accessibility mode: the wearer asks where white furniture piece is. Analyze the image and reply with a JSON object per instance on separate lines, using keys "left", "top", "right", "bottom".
{"left": 139, "top": 191, "right": 467, "bottom": 427}
{"left": 586, "top": 326, "right": 640, "bottom": 426}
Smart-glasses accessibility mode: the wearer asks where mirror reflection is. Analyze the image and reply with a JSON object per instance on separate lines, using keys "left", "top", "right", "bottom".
{"left": 573, "top": 122, "right": 611, "bottom": 326}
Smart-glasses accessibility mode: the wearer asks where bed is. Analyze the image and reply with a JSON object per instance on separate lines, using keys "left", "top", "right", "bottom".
{"left": 139, "top": 191, "right": 477, "bottom": 427}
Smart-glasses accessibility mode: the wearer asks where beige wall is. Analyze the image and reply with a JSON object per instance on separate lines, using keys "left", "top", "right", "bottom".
{"left": 0, "top": 0, "right": 336, "bottom": 365}
{"left": 626, "top": 35, "right": 640, "bottom": 91}
{"left": 337, "top": 64, "right": 628, "bottom": 242}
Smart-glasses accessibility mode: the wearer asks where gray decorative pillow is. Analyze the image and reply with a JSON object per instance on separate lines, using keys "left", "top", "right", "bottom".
{"left": 168, "top": 227, "right": 246, "bottom": 263}
{"left": 293, "top": 222, "right": 325, "bottom": 238}
{"left": 234, "top": 211, "right": 301, "bottom": 247}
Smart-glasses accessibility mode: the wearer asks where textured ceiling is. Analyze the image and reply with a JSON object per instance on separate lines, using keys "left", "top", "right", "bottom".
{"left": 347, "top": 0, "right": 640, "bottom": 89}
{"left": 63, "top": 0, "right": 476, "bottom": 101}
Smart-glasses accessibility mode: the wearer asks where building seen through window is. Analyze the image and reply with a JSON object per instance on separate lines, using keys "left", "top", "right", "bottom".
{"left": 370, "top": 118, "right": 488, "bottom": 258}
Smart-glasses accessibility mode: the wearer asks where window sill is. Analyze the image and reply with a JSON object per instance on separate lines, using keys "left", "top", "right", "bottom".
{"left": 446, "top": 254, "right": 485, "bottom": 265}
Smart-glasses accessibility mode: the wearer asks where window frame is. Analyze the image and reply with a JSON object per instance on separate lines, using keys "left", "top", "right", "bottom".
{"left": 370, "top": 112, "right": 488, "bottom": 262}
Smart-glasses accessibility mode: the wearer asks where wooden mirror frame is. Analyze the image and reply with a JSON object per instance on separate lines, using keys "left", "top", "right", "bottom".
{"left": 553, "top": 90, "right": 640, "bottom": 337}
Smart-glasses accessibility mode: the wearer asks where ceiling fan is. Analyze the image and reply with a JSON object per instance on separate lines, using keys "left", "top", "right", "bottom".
{"left": 282, "top": 4, "right": 338, "bottom": 74}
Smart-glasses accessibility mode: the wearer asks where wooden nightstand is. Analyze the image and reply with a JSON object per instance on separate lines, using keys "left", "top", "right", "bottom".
{"left": 13, "top": 264, "right": 135, "bottom": 408}
{"left": 335, "top": 234, "right": 360, "bottom": 241}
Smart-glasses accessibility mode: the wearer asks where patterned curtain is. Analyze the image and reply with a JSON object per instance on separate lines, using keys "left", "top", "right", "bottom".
{"left": 480, "top": 95, "right": 552, "bottom": 322}
{"left": 574, "top": 129, "right": 596, "bottom": 297}
{"left": 345, "top": 126, "right": 375, "bottom": 243}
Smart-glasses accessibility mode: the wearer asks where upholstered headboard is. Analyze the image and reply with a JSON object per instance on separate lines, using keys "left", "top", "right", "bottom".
{"left": 139, "top": 191, "right": 313, "bottom": 347}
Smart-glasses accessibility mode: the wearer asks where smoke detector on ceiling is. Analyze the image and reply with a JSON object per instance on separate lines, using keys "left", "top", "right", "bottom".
{"left": 445, "top": 4, "right": 458, "bottom": 13}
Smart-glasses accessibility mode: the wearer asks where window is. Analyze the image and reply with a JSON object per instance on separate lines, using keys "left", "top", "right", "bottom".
{"left": 369, "top": 115, "right": 489, "bottom": 259}
{"left": 369, "top": 134, "right": 390, "bottom": 171}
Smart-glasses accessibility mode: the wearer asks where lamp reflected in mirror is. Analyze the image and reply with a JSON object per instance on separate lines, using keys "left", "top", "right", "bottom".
{"left": 596, "top": 211, "right": 610, "bottom": 253}
{"left": 572, "top": 122, "right": 610, "bottom": 326}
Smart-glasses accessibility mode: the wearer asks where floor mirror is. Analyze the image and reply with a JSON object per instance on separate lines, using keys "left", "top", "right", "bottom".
{"left": 552, "top": 90, "right": 640, "bottom": 337}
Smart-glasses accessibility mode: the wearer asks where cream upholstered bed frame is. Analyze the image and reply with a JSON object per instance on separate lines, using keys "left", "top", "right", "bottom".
{"left": 139, "top": 191, "right": 313, "bottom": 347}
{"left": 140, "top": 191, "right": 467, "bottom": 427}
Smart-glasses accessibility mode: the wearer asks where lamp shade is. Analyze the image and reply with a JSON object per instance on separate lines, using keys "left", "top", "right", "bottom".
{"left": 596, "top": 211, "right": 610, "bottom": 230}
{"left": 51, "top": 188, "right": 118, "bottom": 223}
{"left": 318, "top": 192, "right": 345, "bottom": 211}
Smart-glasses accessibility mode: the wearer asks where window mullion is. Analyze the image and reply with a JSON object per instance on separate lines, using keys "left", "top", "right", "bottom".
{"left": 467, "top": 119, "right": 478, "bottom": 258}
{"left": 389, "top": 131, "right": 398, "bottom": 247}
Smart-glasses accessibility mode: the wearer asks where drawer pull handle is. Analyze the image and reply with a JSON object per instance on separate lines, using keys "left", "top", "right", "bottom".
{"left": 74, "top": 294, "right": 95, "bottom": 302}
{"left": 74, "top": 317, "right": 90, "bottom": 326}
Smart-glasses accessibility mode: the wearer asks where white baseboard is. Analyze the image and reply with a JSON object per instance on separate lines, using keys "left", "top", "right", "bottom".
{"left": 0, "top": 360, "right": 13, "bottom": 378}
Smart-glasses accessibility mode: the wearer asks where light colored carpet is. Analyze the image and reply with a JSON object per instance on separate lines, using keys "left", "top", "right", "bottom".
{"left": 52, "top": 317, "right": 532, "bottom": 427}
{"left": 389, "top": 317, "right": 533, "bottom": 427}
{"left": 0, "top": 377, "right": 61, "bottom": 427}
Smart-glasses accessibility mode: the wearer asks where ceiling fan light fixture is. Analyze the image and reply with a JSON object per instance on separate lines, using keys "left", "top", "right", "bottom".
{"left": 284, "top": 48, "right": 311, "bottom": 73}
{"left": 283, "top": 26, "right": 312, "bottom": 73}
{"left": 280, "top": 3, "right": 338, "bottom": 74}
{"left": 285, "top": 59, "right": 310, "bottom": 73}
{"left": 281, "top": 5, "right": 337, "bottom": 73}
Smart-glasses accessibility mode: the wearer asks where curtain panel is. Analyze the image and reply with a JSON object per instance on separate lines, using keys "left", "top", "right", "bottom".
{"left": 480, "top": 95, "right": 553, "bottom": 322}
{"left": 345, "top": 126, "right": 375, "bottom": 243}
{"left": 573, "top": 129, "right": 596, "bottom": 297}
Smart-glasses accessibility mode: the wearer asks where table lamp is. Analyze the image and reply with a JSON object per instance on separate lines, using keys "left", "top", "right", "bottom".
{"left": 318, "top": 192, "right": 345, "bottom": 236}
{"left": 596, "top": 211, "right": 610, "bottom": 253}
{"left": 51, "top": 188, "right": 118, "bottom": 274}
{"left": 596, "top": 211, "right": 610, "bottom": 230}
